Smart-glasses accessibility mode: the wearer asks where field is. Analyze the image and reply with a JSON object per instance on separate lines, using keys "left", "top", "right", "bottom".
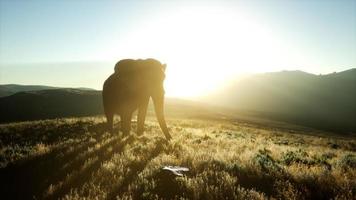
{"left": 0, "top": 116, "right": 355, "bottom": 200}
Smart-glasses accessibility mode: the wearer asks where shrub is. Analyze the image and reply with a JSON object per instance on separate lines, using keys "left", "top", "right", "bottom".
{"left": 254, "top": 148, "right": 281, "bottom": 173}
{"left": 338, "top": 154, "right": 356, "bottom": 170}
{"left": 280, "top": 149, "right": 310, "bottom": 166}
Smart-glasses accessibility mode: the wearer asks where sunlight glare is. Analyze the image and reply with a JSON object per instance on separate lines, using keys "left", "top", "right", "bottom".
{"left": 103, "top": 6, "right": 295, "bottom": 98}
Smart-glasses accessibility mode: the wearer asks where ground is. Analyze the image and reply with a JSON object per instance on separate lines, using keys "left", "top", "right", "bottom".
{"left": 0, "top": 116, "right": 355, "bottom": 200}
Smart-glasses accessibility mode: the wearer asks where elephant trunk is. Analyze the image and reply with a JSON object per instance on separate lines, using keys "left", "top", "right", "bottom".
{"left": 153, "top": 94, "right": 172, "bottom": 140}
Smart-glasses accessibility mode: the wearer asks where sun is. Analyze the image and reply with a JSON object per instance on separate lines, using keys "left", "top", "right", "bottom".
{"left": 103, "top": 6, "right": 290, "bottom": 98}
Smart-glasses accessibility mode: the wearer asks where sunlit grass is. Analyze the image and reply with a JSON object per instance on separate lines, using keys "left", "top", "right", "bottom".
{"left": 0, "top": 117, "right": 355, "bottom": 199}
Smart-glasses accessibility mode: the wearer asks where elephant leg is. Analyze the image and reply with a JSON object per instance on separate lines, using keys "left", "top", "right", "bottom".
{"left": 121, "top": 112, "right": 132, "bottom": 137}
{"left": 137, "top": 97, "right": 150, "bottom": 135}
{"left": 105, "top": 112, "right": 114, "bottom": 133}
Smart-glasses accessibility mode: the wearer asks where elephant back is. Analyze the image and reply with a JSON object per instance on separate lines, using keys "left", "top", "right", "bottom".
{"left": 114, "top": 58, "right": 166, "bottom": 86}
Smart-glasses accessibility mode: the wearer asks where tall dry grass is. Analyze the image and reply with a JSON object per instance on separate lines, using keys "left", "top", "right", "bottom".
{"left": 0, "top": 117, "right": 355, "bottom": 199}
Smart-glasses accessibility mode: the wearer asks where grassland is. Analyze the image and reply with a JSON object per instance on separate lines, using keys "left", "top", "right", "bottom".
{"left": 0, "top": 116, "right": 355, "bottom": 200}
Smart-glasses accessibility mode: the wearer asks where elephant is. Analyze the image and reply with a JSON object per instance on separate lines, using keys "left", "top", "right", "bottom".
{"left": 102, "top": 58, "right": 172, "bottom": 140}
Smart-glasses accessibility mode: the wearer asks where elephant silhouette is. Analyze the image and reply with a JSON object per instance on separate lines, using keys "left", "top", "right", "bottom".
{"left": 102, "top": 58, "right": 171, "bottom": 140}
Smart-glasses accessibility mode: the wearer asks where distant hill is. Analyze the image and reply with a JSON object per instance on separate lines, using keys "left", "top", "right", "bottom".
{"left": 0, "top": 84, "right": 59, "bottom": 97}
{"left": 1, "top": 69, "right": 355, "bottom": 133}
{"left": 0, "top": 89, "right": 103, "bottom": 123}
{"left": 0, "top": 84, "right": 95, "bottom": 97}
{"left": 0, "top": 88, "right": 208, "bottom": 123}
{"left": 205, "top": 68, "right": 356, "bottom": 133}
{"left": 324, "top": 68, "right": 356, "bottom": 81}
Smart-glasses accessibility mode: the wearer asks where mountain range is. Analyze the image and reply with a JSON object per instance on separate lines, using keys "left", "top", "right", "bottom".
{"left": 0, "top": 88, "right": 102, "bottom": 122}
{"left": 1, "top": 68, "right": 355, "bottom": 133}
{"left": 204, "top": 68, "right": 356, "bottom": 133}
{"left": 0, "top": 84, "right": 94, "bottom": 97}
{"left": 0, "top": 85, "right": 205, "bottom": 123}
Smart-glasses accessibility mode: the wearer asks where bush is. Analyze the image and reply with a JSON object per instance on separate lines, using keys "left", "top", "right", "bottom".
{"left": 255, "top": 149, "right": 281, "bottom": 173}
{"left": 338, "top": 154, "right": 356, "bottom": 170}
{"left": 281, "top": 149, "right": 310, "bottom": 166}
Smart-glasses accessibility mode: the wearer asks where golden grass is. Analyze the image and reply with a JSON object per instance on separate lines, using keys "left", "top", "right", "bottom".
{"left": 0, "top": 117, "right": 355, "bottom": 199}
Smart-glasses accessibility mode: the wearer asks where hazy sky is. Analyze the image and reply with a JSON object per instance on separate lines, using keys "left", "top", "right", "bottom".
{"left": 0, "top": 0, "right": 355, "bottom": 97}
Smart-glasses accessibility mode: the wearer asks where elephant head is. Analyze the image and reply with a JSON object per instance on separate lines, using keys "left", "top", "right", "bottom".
{"left": 103, "top": 58, "right": 171, "bottom": 140}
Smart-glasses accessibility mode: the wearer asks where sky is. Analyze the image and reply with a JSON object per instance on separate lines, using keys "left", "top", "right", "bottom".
{"left": 0, "top": 0, "right": 355, "bottom": 97}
